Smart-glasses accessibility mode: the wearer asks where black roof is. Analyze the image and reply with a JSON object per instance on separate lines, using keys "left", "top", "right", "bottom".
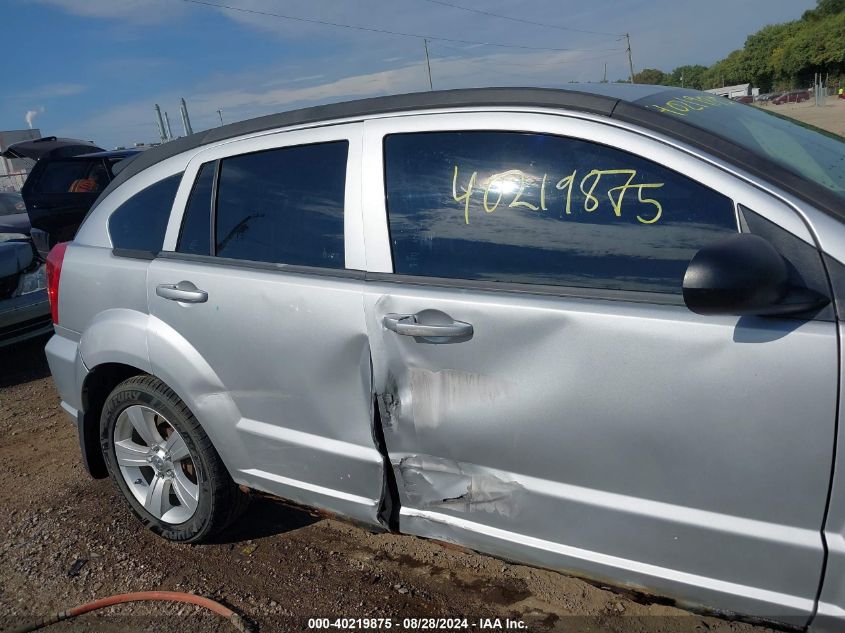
{"left": 93, "top": 85, "right": 845, "bottom": 223}
{"left": 76, "top": 149, "right": 143, "bottom": 160}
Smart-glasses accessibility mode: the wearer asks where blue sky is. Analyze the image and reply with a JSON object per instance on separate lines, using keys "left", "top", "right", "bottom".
{"left": 3, "top": 0, "right": 816, "bottom": 149}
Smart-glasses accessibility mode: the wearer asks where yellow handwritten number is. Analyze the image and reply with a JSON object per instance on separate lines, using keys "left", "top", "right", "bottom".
{"left": 555, "top": 170, "right": 577, "bottom": 215}
{"left": 452, "top": 165, "right": 477, "bottom": 225}
{"left": 579, "top": 170, "right": 603, "bottom": 212}
{"left": 507, "top": 170, "right": 539, "bottom": 211}
{"left": 482, "top": 170, "right": 540, "bottom": 213}
{"left": 635, "top": 184, "right": 664, "bottom": 224}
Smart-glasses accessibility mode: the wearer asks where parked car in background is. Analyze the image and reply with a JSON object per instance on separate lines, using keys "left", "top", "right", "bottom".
{"left": 772, "top": 90, "right": 811, "bottom": 104}
{"left": 0, "top": 230, "right": 48, "bottom": 348}
{"left": 2, "top": 138, "right": 140, "bottom": 258}
{"left": 0, "top": 191, "right": 29, "bottom": 235}
{"left": 731, "top": 95, "right": 753, "bottom": 104}
{"left": 756, "top": 92, "right": 781, "bottom": 104}
{"left": 42, "top": 86, "right": 845, "bottom": 631}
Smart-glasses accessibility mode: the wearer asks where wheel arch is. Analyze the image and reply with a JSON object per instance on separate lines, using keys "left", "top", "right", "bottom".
{"left": 76, "top": 309, "right": 247, "bottom": 484}
{"left": 79, "top": 361, "right": 147, "bottom": 478}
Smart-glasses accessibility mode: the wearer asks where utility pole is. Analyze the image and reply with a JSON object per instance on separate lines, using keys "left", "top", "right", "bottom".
{"left": 626, "top": 33, "right": 635, "bottom": 84}
{"left": 217, "top": 109, "right": 224, "bottom": 126}
{"left": 423, "top": 39, "right": 433, "bottom": 91}
{"left": 603, "top": 62, "right": 607, "bottom": 83}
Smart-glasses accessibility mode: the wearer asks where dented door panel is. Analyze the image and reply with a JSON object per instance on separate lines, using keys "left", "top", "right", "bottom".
{"left": 365, "top": 284, "right": 833, "bottom": 622}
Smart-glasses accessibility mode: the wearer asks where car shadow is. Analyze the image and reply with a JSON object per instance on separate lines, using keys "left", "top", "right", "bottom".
{"left": 0, "top": 334, "right": 52, "bottom": 388}
{"left": 210, "top": 495, "right": 321, "bottom": 544}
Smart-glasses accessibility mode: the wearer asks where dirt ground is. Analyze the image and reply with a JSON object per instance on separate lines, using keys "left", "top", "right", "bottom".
{"left": 758, "top": 94, "right": 845, "bottom": 136}
{"left": 0, "top": 337, "right": 780, "bottom": 633}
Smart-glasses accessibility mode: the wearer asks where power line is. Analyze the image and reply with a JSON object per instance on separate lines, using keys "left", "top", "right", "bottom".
{"left": 180, "top": 0, "right": 623, "bottom": 53}
{"left": 428, "top": 41, "right": 625, "bottom": 69}
{"left": 430, "top": 49, "right": 626, "bottom": 72}
{"left": 433, "top": 44, "right": 622, "bottom": 69}
{"left": 419, "top": 0, "right": 624, "bottom": 38}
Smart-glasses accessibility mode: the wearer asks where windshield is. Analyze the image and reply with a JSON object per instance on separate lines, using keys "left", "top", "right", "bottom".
{"left": 634, "top": 90, "right": 845, "bottom": 204}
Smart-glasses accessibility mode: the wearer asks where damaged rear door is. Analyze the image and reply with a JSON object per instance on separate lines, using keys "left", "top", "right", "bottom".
{"left": 361, "top": 112, "right": 836, "bottom": 624}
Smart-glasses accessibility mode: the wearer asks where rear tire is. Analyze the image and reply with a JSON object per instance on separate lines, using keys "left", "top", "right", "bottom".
{"left": 100, "top": 375, "right": 248, "bottom": 543}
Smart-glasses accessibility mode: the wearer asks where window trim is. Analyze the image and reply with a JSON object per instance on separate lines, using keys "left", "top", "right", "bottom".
{"left": 210, "top": 159, "right": 221, "bottom": 256}
{"left": 112, "top": 248, "right": 158, "bottom": 260}
{"left": 157, "top": 250, "right": 365, "bottom": 280}
{"left": 365, "top": 270, "right": 686, "bottom": 306}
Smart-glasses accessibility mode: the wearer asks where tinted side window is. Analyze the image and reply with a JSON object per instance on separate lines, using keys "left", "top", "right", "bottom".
{"left": 384, "top": 132, "right": 738, "bottom": 293}
{"left": 215, "top": 141, "right": 347, "bottom": 267}
{"left": 109, "top": 173, "right": 182, "bottom": 252}
{"left": 177, "top": 161, "right": 215, "bottom": 256}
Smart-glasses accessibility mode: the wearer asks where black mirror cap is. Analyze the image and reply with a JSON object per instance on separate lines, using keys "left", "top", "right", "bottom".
{"left": 683, "top": 233, "right": 829, "bottom": 317}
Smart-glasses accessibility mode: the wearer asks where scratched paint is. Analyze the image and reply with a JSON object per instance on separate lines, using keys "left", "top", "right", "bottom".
{"left": 408, "top": 367, "right": 512, "bottom": 430}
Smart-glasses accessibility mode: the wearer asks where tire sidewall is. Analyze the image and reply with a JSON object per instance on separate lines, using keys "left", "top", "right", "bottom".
{"left": 100, "top": 381, "right": 216, "bottom": 542}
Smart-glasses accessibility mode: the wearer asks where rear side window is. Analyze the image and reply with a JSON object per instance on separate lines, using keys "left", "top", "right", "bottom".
{"left": 177, "top": 161, "right": 216, "bottom": 256}
{"left": 383, "top": 132, "right": 738, "bottom": 293}
{"left": 214, "top": 141, "right": 348, "bottom": 268}
{"left": 35, "top": 159, "right": 109, "bottom": 194}
{"left": 109, "top": 173, "right": 182, "bottom": 253}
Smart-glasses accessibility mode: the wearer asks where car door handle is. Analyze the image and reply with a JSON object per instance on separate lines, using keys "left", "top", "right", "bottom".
{"left": 156, "top": 282, "right": 208, "bottom": 303}
{"left": 383, "top": 313, "right": 473, "bottom": 338}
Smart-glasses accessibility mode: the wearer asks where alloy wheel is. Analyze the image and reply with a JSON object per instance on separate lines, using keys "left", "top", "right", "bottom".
{"left": 112, "top": 405, "right": 200, "bottom": 524}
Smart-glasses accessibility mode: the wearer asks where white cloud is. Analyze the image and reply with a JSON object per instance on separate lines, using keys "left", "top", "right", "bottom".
{"left": 35, "top": 0, "right": 185, "bottom": 23}
{"left": 4, "top": 83, "right": 85, "bottom": 102}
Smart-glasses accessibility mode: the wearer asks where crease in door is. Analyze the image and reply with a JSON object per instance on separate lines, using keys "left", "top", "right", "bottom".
{"left": 398, "top": 455, "right": 524, "bottom": 517}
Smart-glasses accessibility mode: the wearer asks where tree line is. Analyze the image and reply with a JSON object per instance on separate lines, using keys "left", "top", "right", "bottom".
{"left": 630, "top": 0, "right": 845, "bottom": 92}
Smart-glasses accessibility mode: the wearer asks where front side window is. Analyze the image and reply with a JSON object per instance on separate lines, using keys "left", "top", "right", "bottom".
{"left": 214, "top": 141, "right": 348, "bottom": 268}
{"left": 384, "top": 131, "right": 738, "bottom": 293}
{"left": 109, "top": 173, "right": 182, "bottom": 252}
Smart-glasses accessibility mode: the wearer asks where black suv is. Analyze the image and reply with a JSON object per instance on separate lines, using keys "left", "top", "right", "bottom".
{"left": 2, "top": 137, "right": 140, "bottom": 257}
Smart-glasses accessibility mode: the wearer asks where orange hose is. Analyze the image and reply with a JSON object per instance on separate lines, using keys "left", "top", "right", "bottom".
{"left": 8, "top": 591, "right": 253, "bottom": 633}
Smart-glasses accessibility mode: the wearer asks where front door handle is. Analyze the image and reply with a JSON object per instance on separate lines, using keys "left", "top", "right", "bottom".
{"left": 156, "top": 282, "right": 208, "bottom": 303}
{"left": 383, "top": 313, "right": 473, "bottom": 339}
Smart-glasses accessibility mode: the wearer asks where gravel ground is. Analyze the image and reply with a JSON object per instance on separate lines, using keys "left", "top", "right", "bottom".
{"left": 0, "top": 336, "right": 779, "bottom": 633}
{"left": 757, "top": 94, "right": 845, "bottom": 136}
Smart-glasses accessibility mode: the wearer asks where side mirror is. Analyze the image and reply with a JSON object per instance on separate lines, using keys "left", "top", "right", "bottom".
{"left": 683, "top": 233, "right": 829, "bottom": 317}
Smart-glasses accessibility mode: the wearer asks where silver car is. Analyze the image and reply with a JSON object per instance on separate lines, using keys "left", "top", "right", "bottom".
{"left": 43, "top": 85, "right": 845, "bottom": 630}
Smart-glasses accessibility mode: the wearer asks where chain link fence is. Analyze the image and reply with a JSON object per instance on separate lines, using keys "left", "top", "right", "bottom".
{"left": 0, "top": 171, "right": 28, "bottom": 193}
